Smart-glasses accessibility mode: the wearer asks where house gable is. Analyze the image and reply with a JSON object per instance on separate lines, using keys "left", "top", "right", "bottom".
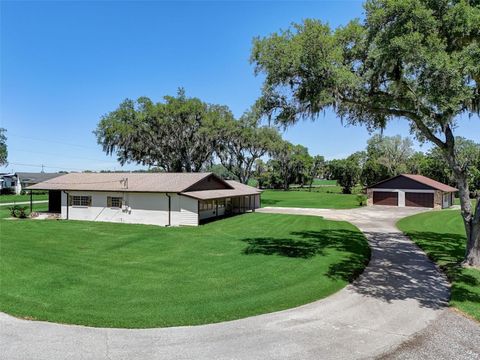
{"left": 183, "top": 174, "right": 233, "bottom": 192}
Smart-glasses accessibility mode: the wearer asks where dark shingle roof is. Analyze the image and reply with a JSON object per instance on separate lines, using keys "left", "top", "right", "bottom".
{"left": 368, "top": 174, "right": 457, "bottom": 192}
{"left": 16, "top": 172, "right": 63, "bottom": 184}
{"left": 401, "top": 174, "right": 458, "bottom": 192}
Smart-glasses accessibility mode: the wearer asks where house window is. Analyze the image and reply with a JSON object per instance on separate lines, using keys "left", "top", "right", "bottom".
{"left": 107, "top": 196, "right": 122, "bottom": 208}
{"left": 71, "top": 195, "right": 91, "bottom": 207}
{"left": 200, "top": 200, "right": 215, "bottom": 211}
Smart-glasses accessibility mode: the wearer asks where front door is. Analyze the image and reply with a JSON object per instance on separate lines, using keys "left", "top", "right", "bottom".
{"left": 442, "top": 193, "right": 449, "bottom": 208}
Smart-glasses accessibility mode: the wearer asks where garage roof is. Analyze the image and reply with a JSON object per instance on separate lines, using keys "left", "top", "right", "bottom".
{"left": 368, "top": 174, "right": 458, "bottom": 192}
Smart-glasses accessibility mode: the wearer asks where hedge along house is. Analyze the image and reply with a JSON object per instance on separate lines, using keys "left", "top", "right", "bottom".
{"left": 27, "top": 173, "right": 261, "bottom": 226}
{"left": 366, "top": 174, "right": 457, "bottom": 209}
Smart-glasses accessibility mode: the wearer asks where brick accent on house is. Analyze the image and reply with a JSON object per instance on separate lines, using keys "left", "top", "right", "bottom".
{"left": 433, "top": 190, "right": 443, "bottom": 210}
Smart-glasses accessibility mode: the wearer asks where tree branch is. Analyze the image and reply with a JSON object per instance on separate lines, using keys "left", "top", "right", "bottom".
{"left": 340, "top": 96, "right": 447, "bottom": 149}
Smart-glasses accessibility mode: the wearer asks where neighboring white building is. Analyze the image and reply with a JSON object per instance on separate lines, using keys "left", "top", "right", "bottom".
{"left": 27, "top": 172, "right": 261, "bottom": 226}
{"left": 0, "top": 172, "right": 63, "bottom": 194}
{"left": 0, "top": 173, "right": 16, "bottom": 193}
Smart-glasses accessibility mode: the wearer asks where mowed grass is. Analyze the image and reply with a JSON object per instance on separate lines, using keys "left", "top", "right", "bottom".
{"left": 0, "top": 193, "right": 48, "bottom": 204}
{"left": 262, "top": 186, "right": 361, "bottom": 209}
{"left": 0, "top": 203, "right": 48, "bottom": 217}
{"left": 397, "top": 211, "right": 480, "bottom": 321}
{"left": 311, "top": 179, "right": 337, "bottom": 186}
{"left": 0, "top": 213, "right": 369, "bottom": 328}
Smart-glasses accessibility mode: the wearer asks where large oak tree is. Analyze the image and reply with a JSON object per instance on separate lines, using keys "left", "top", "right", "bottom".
{"left": 251, "top": 0, "right": 480, "bottom": 266}
{"left": 213, "top": 107, "right": 282, "bottom": 184}
{"left": 95, "top": 89, "right": 232, "bottom": 172}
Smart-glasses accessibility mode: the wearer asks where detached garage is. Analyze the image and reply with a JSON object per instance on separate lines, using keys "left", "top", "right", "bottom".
{"left": 367, "top": 174, "right": 457, "bottom": 209}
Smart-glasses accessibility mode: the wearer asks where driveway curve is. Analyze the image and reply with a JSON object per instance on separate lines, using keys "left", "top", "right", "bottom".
{"left": 0, "top": 206, "right": 468, "bottom": 360}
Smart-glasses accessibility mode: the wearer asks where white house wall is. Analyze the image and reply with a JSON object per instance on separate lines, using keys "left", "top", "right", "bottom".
{"left": 60, "top": 191, "right": 198, "bottom": 226}
{"left": 172, "top": 195, "right": 198, "bottom": 226}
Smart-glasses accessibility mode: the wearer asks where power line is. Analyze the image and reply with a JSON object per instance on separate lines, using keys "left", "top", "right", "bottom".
{"left": 7, "top": 162, "right": 91, "bottom": 172}
{"left": 9, "top": 147, "right": 119, "bottom": 164}
{"left": 8, "top": 133, "right": 100, "bottom": 151}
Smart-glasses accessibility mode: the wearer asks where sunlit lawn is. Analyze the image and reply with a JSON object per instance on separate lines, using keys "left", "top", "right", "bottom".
{"left": 261, "top": 186, "right": 362, "bottom": 209}
{"left": 0, "top": 212, "right": 369, "bottom": 328}
{"left": 0, "top": 193, "right": 48, "bottom": 204}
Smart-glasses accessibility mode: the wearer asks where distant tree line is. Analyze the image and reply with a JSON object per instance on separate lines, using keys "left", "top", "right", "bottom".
{"left": 95, "top": 91, "right": 480, "bottom": 197}
{"left": 249, "top": 134, "right": 480, "bottom": 196}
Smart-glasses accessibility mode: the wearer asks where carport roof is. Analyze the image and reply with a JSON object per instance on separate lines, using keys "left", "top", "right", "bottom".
{"left": 181, "top": 180, "right": 261, "bottom": 200}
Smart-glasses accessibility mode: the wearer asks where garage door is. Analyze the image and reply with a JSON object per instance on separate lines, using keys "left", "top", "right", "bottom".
{"left": 405, "top": 192, "right": 434, "bottom": 208}
{"left": 373, "top": 191, "right": 398, "bottom": 206}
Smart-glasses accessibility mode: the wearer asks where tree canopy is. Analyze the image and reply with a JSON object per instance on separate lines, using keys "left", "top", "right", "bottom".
{"left": 251, "top": 0, "right": 480, "bottom": 266}
{"left": 95, "top": 89, "right": 230, "bottom": 172}
{"left": 96, "top": 89, "right": 282, "bottom": 183}
{"left": 214, "top": 107, "right": 282, "bottom": 184}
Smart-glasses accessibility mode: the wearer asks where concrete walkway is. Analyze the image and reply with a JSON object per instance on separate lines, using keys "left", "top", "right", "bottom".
{"left": 1, "top": 206, "right": 478, "bottom": 359}
{"left": 0, "top": 200, "right": 48, "bottom": 206}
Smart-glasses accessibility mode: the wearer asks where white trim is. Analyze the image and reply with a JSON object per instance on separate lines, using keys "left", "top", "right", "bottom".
{"left": 371, "top": 188, "right": 435, "bottom": 193}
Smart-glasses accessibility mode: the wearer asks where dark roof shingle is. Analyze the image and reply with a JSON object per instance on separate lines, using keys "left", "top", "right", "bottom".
{"left": 401, "top": 174, "right": 458, "bottom": 192}
{"left": 368, "top": 174, "right": 457, "bottom": 192}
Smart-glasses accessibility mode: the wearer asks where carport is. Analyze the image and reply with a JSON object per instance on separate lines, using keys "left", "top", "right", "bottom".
{"left": 28, "top": 189, "right": 61, "bottom": 213}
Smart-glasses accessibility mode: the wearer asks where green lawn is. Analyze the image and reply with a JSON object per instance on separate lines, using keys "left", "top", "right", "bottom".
{"left": 312, "top": 179, "right": 337, "bottom": 186}
{"left": 397, "top": 211, "right": 480, "bottom": 321}
{"left": 0, "top": 203, "right": 48, "bottom": 218}
{"left": 0, "top": 193, "right": 48, "bottom": 204}
{"left": 0, "top": 212, "right": 369, "bottom": 328}
{"left": 454, "top": 197, "right": 478, "bottom": 208}
{"left": 261, "top": 186, "right": 361, "bottom": 209}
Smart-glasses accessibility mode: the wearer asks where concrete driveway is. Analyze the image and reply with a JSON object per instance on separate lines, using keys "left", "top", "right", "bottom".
{"left": 1, "top": 206, "right": 478, "bottom": 359}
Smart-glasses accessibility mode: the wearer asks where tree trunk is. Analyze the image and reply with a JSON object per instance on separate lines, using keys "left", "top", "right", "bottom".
{"left": 443, "top": 136, "right": 480, "bottom": 267}
{"left": 465, "top": 195, "right": 480, "bottom": 267}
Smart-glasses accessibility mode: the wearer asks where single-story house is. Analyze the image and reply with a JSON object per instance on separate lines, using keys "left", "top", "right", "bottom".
{"left": 366, "top": 174, "right": 457, "bottom": 209}
{"left": 1, "top": 172, "right": 63, "bottom": 194}
{"left": 27, "top": 172, "right": 261, "bottom": 226}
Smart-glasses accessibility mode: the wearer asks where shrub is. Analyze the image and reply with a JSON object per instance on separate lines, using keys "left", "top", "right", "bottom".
{"left": 8, "top": 205, "right": 29, "bottom": 218}
{"left": 356, "top": 194, "right": 368, "bottom": 207}
{"left": 1, "top": 188, "right": 15, "bottom": 195}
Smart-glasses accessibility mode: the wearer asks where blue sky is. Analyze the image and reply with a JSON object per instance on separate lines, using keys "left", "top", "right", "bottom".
{"left": 1, "top": 1, "right": 479, "bottom": 173}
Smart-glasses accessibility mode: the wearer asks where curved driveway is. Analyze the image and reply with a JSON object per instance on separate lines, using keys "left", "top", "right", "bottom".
{"left": 1, "top": 206, "right": 475, "bottom": 359}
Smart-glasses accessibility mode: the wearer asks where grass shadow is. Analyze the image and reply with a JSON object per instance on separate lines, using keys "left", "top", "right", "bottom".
{"left": 260, "top": 199, "right": 281, "bottom": 206}
{"left": 404, "top": 230, "right": 480, "bottom": 314}
{"left": 241, "top": 229, "right": 370, "bottom": 281}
